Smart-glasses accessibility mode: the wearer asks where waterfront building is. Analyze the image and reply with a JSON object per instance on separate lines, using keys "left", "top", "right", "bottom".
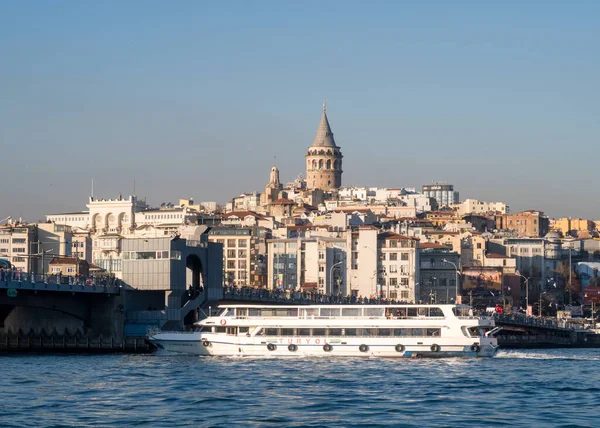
{"left": 267, "top": 236, "right": 347, "bottom": 294}
{"left": 0, "top": 222, "right": 74, "bottom": 275}
{"left": 48, "top": 257, "right": 89, "bottom": 276}
{"left": 121, "top": 233, "right": 223, "bottom": 330}
{"left": 422, "top": 182, "right": 459, "bottom": 208}
{"left": 207, "top": 226, "right": 269, "bottom": 288}
{"left": 418, "top": 243, "right": 460, "bottom": 304}
{"left": 305, "top": 102, "right": 343, "bottom": 191}
{"left": 376, "top": 232, "right": 420, "bottom": 302}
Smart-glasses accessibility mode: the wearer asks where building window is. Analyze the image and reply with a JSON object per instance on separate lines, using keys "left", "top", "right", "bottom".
{"left": 389, "top": 240, "right": 398, "bottom": 248}
{"left": 227, "top": 250, "right": 236, "bottom": 258}
{"left": 12, "top": 248, "right": 26, "bottom": 253}
{"left": 389, "top": 278, "right": 398, "bottom": 286}
{"left": 389, "top": 265, "right": 397, "bottom": 273}
{"left": 389, "top": 253, "right": 398, "bottom": 261}
{"left": 227, "top": 239, "right": 236, "bottom": 247}
{"left": 238, "top": 239, "right": 247, "bottom": 247}
{"left": 401, "top": 278, "right": 409, "bottom": 286}
{"left": 238, "top": 249, "right": 247, "bottom": 258}
{"left": 319, "top": 265, "right": 324, "bottom": 272}
{"left": 401, "top": 291, "right": 409, "bottom": 299}
{"left": 477, "top": 243, "right": 482, "bottom": 249}
{"left": 401, "top": 253, "right": 409, "bottom": 261}
{"left": 227, "top": 261, "right": 236, "bottom": 269}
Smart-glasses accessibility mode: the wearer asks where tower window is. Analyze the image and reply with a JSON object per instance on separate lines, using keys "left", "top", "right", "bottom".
{"left": 326, "top": 160, "right": 331, "bottom": 169}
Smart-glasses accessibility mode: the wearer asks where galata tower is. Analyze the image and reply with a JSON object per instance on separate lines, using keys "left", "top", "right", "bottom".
{"left": 305, "top": 101, "right": 343, "bottom": 191}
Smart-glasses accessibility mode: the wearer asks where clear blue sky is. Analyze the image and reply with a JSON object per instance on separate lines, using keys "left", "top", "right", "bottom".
{"left": 1, "top": 1, "right": 599, "bottom": 221}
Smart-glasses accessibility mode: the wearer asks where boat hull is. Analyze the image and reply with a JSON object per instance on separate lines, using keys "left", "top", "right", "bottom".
{"left": 148, "top": 333, "right": 498, "bottom": 358}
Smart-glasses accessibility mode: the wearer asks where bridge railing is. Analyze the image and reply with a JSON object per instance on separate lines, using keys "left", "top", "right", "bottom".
{"left": 493, "top": 313, "right": 575, "bottom": 330}
{"left": 0, "top": 271, "right": 122, "bottom": 288}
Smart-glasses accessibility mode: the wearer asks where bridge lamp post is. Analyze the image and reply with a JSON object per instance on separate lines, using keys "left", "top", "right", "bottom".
{"left": 442, "top": 259, "right": 460, "bottom": 304}
{"left": 539, "top": 291, "right": 548, "bottom": 317}
{"left": 329, "top": 260, "right": 344, "bottom": 296}
{"left": 518, "top": 274, "right": 530, "bottom": 314}
{"left": 363, "top": 246, "right": 378, "bottom": 297}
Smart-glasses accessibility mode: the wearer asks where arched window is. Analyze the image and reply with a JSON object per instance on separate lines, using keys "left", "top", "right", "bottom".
{"left": 312, "top": 160, "right": 317, "bottom": 169}
{"left": 319, "top": 160, "right": 324, "bottom": 169}
{"left": 333, "top": 160, "right": 338, "bottom": 170}
{"left": 326, "top": 159, "right": 331, "bottom": 169}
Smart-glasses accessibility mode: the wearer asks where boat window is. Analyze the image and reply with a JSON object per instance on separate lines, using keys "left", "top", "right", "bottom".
{"left": 238, "top": 327, "right": 249, "bottom": 334}
{"left": 411, "top": 328, "right": 424, "bottom": 336}
{"left": 418, "top": 308, "right": 428, "bottom": 317}
{"left": 237, "top": 309, "right": 247, "bottom": 318}
{"left": 429, "top": 307, "right": 444, "bottom": 317}
{"left": 312, "top": 328, "right": 326, "bottom": 336}
{"left": 264, "top": 328, "right": 279, "bottom": 336}
{"left": 218, "top": 309, "right": 229, "bottom": 317}
{"left": 467, "top": 327, "right": 480, "bottom": 338}
{"left": 378, "top": 328, "right": 391, "bottom": 337}
{"left": 227, "top": 327, "right": 237, "bottom": 335}
{"left": 364, "top": 308, "right": 385, "bottom": 318}
{"left": 407, "top": 308, "right": 418, "bottom": 317}
{"left": 301, "top": 308, "right": 319, "bottom": 318}
{"left": 394, "top": 308, "right": 407, "bottom": 318}
{"left": 275, "top": 309, "right": 296, "bottom": 317}
{"left": 193, "top": 327, "right": 203, "bottom": 332}
{"left": 393, "top": 328, "right": 408, "bottom": 336}
{"left": 281, "top": 328, "right": 294, "bottom": 336}
{"left": 298, "top": 328, "right": 311, "bottom": 336}
{"left": 344, "top": 328, "right": 358, "bottom": 336}
{"left": 427, "top": 328, "right": 441, "bottom": 337}
{"left": 214, "top": 327, "right": 226, "bottom": 333}
{"left": 248, "top": 309, "right": 261, "bottom": 317}
{"left": 328, "top": 328, "right": 342, "bottom": 336}
{"left": 342, "top": 308, "right": 361, "bottom": 317}
{"left": 360, "top": 328, "right": 377, "bottom": 336}
{"left": 320, "top": 308, "right": 340, "bottom": 317}
{"left": 260, "top": 309, "right": 276, "bottom": 317}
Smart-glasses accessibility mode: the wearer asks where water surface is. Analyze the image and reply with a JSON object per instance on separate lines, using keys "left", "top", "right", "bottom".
{"left": 1, "top": 349, "right": 599, "bottom": 427}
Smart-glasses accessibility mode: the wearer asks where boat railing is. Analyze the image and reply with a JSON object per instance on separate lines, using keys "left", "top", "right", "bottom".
{"left": 229, "top": 315, "right": 447, "bottom": 321}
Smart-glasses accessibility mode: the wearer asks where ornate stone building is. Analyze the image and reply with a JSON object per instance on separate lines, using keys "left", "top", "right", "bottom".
{"left": 305, "top": 102, "right": 343, "bottom": 191}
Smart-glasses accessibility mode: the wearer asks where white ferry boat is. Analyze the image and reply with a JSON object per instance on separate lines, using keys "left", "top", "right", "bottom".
{"left": 148, "top": 304, "right": 499, "bottom": 358}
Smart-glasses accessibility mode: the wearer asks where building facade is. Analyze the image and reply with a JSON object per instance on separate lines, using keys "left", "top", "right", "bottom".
{"left": 422, "top": 182, "right": 459, "bottom": 207}
{"left": 207, "top": 227, "right": 269, "bottom": 287}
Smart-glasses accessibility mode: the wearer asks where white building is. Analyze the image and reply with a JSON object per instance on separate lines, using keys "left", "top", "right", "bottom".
{"left": 267, "top": 237, "right": 347, "bottom": 295}
{"left": 454, "top": 199, "right": 508, "bottom": 216}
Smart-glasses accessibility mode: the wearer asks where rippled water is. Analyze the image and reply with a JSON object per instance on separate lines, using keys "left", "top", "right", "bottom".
{"left": 2, "top": 349, "right": 600, "bottom": 427}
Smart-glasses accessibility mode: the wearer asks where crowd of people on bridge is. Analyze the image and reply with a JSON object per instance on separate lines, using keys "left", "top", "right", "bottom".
{"left": 0, "top": 267, "right": 121, "bottom": 288}
{"left": 222, "top": 285, "right": 412, "bottom": 305}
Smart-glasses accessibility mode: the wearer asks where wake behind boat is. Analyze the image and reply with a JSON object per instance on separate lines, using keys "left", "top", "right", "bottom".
{"left": 148, "top": 303, "right": 499, "bottom": 358}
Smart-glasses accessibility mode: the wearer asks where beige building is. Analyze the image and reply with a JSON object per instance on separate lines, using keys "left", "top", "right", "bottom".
{"left": 377, "top": 232, "right": 420, "bottom": 302}
{"left": 305, "top": 102, "right": 343, "bottom": 191}
{"left": 207, "top": 227, "right": 268, "bottom": 287}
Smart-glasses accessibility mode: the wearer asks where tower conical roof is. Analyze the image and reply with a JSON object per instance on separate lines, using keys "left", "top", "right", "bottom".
{"left": 311, "top": 102, "right": 337, "bottom": 148}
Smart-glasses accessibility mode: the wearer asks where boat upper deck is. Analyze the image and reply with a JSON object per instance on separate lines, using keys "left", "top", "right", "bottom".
{"left": 215, "top": 304, "right": 485, "bottom": 321}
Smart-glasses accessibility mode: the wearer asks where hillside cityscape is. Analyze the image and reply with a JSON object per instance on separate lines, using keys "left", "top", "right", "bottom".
{"left": 2, "top": 103, "right": 599, "bottom": 316}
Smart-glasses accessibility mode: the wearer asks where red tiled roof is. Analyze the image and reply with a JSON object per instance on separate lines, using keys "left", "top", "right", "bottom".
{"left": 377, "top": 231, "right": 417, "bottom": 241}
{"left": 419, "top": 242, "right": 448, "bottom": 249}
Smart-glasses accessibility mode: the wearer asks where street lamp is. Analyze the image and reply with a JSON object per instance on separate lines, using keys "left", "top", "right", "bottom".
{"left": 539, "top": 291, "right": 548, "bottom": 317}
{"left": 517, "top": 273, "right": 530, "bottom": 313}
{"left": 443, "top": 259, "right": 460, "bottom": 304}
{"left": 329, "top": 259, "right": 345, "bottom": 295}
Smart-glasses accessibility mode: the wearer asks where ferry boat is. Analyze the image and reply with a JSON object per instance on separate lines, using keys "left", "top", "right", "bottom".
{"left": 147, "top": 304, "right": 500, "bottom": 358}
